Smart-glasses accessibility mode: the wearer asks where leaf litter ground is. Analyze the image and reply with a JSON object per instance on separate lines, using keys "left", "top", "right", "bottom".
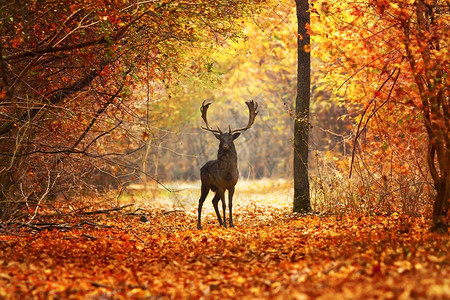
{"left": 0, "top": 179, "right": 448, "bottom": 299}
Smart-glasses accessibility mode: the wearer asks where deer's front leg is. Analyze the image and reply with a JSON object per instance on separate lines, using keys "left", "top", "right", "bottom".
{"left": 228, "top": 187, "right": 235, "bottom": 228}
{"left": 197, "top": 184, "right": 209, "bottom": 230}
{"left": 218, "top": 189, "right": 227, "bottom": 228}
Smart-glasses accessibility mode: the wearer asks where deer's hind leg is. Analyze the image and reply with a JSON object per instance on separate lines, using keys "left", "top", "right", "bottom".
{"left": 212, "top": 193, "right": 223, "bottom": 226}
{"left": 228, "top": 187, "right": 235, "bottom": 228}
{"left": 217, "top": 189, "right": 227, "bottom": 228}
{"left": 197, "top": 184, "right": 210, "bottom": 230}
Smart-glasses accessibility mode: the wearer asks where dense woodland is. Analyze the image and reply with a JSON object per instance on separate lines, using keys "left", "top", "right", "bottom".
{"left": 0, "top": 0, "right": 448, "bottom": 298}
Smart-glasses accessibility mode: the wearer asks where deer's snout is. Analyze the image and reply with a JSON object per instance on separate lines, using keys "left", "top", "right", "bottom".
{"left": 222, "top": 143, "right": 231, "bottom": 150}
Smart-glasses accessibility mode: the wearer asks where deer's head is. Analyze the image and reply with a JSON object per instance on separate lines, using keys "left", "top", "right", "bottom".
{"left": 214, "top": 132, "right": 240, "bottom": 152}
{"left": 200, "top": 100, "right": 258, "bottom": 151}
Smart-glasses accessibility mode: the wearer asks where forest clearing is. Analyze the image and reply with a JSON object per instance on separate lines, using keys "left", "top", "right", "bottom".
{"left": 1, "top": 180, "right": 449, "bottom": 299}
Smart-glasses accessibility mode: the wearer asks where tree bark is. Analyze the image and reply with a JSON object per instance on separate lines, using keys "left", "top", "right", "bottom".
{"left": 293, "top": 0, "right": 311, "bottom": 213}
{"left": 405, "top": 0, "right": 449, "bottom": 232}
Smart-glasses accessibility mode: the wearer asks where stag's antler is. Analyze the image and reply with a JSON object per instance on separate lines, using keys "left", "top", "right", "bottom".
{"left": 230, "top": 100, "right": 259, "bottom": 133}
{"left": 200, "top": 100, "right": 222, "bottom": 134}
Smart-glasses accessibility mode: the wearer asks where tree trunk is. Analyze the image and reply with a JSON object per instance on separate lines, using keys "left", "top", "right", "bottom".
{"left": 405, "top": 0, "right": 449, "bottom": 232}
{"left": 293, "top": 0, "right": 311, "bottom": 213}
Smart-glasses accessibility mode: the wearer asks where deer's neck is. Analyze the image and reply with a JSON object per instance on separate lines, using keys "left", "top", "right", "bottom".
{"left": 217, "top": 149, "right": 238, "bottom": 168}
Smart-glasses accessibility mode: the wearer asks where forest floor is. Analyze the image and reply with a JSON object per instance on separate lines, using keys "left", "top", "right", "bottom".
{"left": 0, "top": 179, "right": 449, "bottom": 299}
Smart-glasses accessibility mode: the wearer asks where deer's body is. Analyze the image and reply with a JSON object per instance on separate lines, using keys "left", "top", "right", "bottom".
{"left": 202, "top": 152, "right": 239, "bottom": 191}
{"left": 197, "top": 133, "right": 240, "bottom": 229}
{"left": 197, "top": 101, "right": 258, "bottom": 230}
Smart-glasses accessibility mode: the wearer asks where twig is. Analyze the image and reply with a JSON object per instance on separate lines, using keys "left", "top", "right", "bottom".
{"left": 3, "top": 219, "right": 117, "bottom": 234}
{"left": 81, "top": 233, "right": 99, "bottom": 240}
{"left": 17, "top": 222, "right": 73, "bottom": 231}
{"left": 132, "top": 234, "right": 147, "bottom": 245}
{"left": 124, "top": 212, "right": 145, "bottom": 216}
{"left": 91, "top": 282, "right": 110, "bottom": 288}
{"left": 75, "top": 221, "right": 114, "bottom": 228}
{"left": 78, "top": 203, "right": 134, "bottom": 215}
{"left": 162, "top": 209, "right": 185, "bottom": 215}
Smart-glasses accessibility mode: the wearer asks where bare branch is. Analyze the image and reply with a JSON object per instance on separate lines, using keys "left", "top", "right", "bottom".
{"left": 349, "top": 67, "right": 401, "bottom": 178}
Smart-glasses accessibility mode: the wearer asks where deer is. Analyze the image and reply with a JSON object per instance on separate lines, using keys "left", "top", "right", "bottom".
{"left": 197, "top": 100, "right": 258, "bottom": 230}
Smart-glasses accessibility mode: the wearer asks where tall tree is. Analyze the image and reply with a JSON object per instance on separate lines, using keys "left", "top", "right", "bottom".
{"left": 293, "top": 0, "right": 311, "bottom": 212}
{"left": 313, "top": 0, "right": 448, "bottom": 230}
{"left": 407, "top": 0, "right": 449, "bottom": 231}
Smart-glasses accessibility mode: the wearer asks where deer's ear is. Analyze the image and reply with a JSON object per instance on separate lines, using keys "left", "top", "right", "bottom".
{"left": 214, "top": 133, "right": 221, "bottom": 140}
{"left": 232, "top": 132, "right": 241, "bottom": 140}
